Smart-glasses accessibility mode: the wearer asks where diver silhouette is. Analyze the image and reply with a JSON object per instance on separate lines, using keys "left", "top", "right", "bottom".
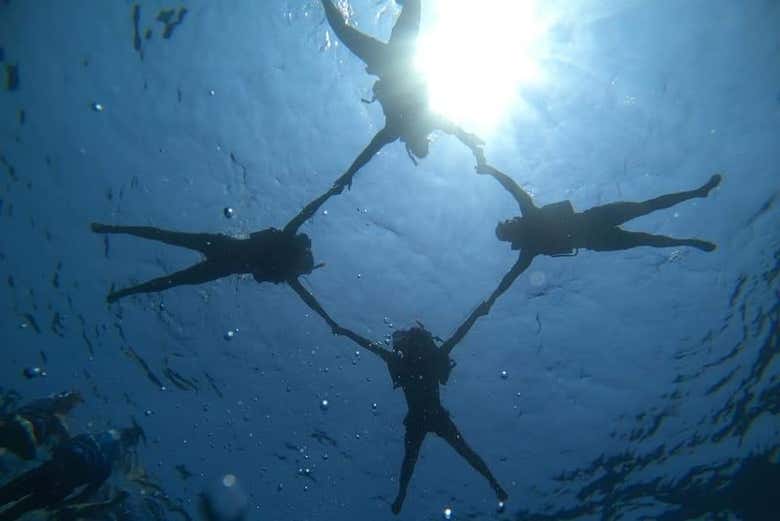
{"left": 296, "top": 292, "right": 506, "bottom": 514}
{"left": 0, "top": 391, "right": 82, "bottom": 461}
{"left": 91, "top": 185, "right": 341, "bottom": 304}
{"left": 474, "top": 163, "right": 721, "bottom": 314}
{"left": 321, "top": 0, "right": 485, "bottom": 190}
{"left": 0, "top": 422, "right": 145, "bottom": 521}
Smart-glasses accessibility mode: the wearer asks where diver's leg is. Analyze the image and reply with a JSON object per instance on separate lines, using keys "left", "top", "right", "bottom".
{"left": 91, "top": 224, "right": 229, "bottom": 256}
{"left": 392, "top": 424, "right": 426, "bottom": 515}
{"left": 436, "top": 415, "right": 508, "bottom": 502}
{"left": 321, "top": 0, "right": 387, "bottom": 70}
{"left": 333, "top": 127, "right": 398, "bottom": 190}
{"left": 582, "top": 175, "right": 721, "bottom": 227}
{"left": 107, "top": 261, "right": 233, "bottom": 303}
{"left": 587, "top": 228, "right": 716, "bottom": 252}
{"left": 388, "top": 0, "right": 421, "bottom": 50}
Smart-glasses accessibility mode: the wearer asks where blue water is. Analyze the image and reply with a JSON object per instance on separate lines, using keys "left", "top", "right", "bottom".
{"left": 1, "top": 1, "right": 779, "bottom": 520}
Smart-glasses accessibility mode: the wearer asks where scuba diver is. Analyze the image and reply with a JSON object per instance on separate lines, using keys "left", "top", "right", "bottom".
{"left": 0, "top": 391, "right": 83, "bottom": 461}
{"left": 296, "top": 290, "right": 506, "bottom": 514}
{"left": 91, "top": 183, "right": 341, "bottom": 305}
{"left": 321, "top": 0, "right": 485, "bottom": 191}
{"left": 475, "top": 163, "right": 722, "bottom": 314}
{"left": 0, "top": 422, "right": 145, "bottom": 521}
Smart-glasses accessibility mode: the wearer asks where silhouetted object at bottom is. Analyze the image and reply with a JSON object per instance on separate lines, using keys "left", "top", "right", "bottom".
{"left": 0, "top": 423, "right": 144, "bottom": 521}
{"left": 298, "top": 287, "right": 506, "bottom": 514}
{"left": 475, "top": 163, "right": 722, "bottom": 317}
{"left": 199, "top": 474, "right": 248, "bottom": 521}
{"left": 0, "top": 391, "right": 82, "bottom": 460}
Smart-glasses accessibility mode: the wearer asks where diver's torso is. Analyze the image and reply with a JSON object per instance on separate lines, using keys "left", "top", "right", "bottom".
{"left": 223, "top": 229, "right": 298, "bottom": 283}
{"left": 514, "top": 201, "right": 584, "bottom": 255}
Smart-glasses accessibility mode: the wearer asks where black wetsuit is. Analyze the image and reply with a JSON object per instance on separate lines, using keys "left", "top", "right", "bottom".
{"left": 474, "top": 164, "right": 721, "bottom": 317}
{"left": 320, "top": 321, "right": 506, "bottom": 515}
{"left": 0, "top": 431, "right": 121, "bottom": 520}
{"left": 321, "top": 0, "right": 484, "bottom": 190}
{"left": 92, "top": 225, "right": 314, "bottom": 302}
{"left": 387, "top": 331, "right": 506, "bottom": 513}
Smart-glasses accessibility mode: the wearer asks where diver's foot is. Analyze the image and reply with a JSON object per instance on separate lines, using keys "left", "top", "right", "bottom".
{"left": 698, "top": 174, "right": 722, "bottom": 197}
{"left": 495, "top": 485, "right": 509, "bottom": 503}
{"left": 689, "top": 240, "right": 717, "bottom": 252}
{"left": 106, "top": 293, "right": 119, "bottom": 304}
{"left": 91, "top": 222, "right": 110, "bottom": 233}
{"left": 391, "top": 498, "right": 403, "bottom": 515}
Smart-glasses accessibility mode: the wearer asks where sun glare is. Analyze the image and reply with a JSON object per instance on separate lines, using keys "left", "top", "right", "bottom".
{"left": 415, "top": 0, "right": 548, "bottom": 136}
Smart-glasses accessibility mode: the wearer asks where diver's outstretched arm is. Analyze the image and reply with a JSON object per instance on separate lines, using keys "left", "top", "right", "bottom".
{"left": 435, "top": 117, "right": 485, "bottom": 165}
{"left": 283, "top": 185, "right": 343, "bottom": 235}
{"left": 321, "top": 0, "right": 387, "bottom": 72}
{"left": 335, "top": 325, "right": 392, "bottom": 363}
{"left": 287, "top": 279, "right": 392, "bottom": 362}
{"left": 287, "top": 277, "right": 340, "bottom": 332}
{"left": 333, "top": 126, "right": 399, "bottom": 190}
{"left": 476, "top": 164, "right": 538, "bottom": 217}
{"left": 442, "top": 252, "right": 534, "bottom": 356}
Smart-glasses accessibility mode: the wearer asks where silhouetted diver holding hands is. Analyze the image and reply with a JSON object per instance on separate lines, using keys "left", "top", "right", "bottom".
{"left": 321, "top": 0, "right": 485, "bottom": 190}
{"left": 297, "top": 294, "right": 506, "bottom": 514}
{"left": 91, "top": 185, "right": 341, "bottom": 304}
{"left": 475, "top": 163, "right": 722, "bottom": 313}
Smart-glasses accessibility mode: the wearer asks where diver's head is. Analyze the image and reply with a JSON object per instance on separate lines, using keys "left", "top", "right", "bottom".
{"left": 53, "top": 391, "right": 83, "bottom": 413}
{"left": 405, "top": 135, "right": 430, "bottom": 159}
{"left": 495, "top": 217, "right": 523, "bottom": 243}
{"left": 392, "top": 325, "right": 435, "bottom": 358}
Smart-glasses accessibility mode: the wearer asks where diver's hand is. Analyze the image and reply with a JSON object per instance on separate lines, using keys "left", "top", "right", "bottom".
{"left": 473, "top": 147, "right": 487, "bottom": 168}
{"left": 331, "top": 324, "right": 346, "bottom": 336}
{"left": 475, "top": 162, "right": 493, "bottom": 175}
